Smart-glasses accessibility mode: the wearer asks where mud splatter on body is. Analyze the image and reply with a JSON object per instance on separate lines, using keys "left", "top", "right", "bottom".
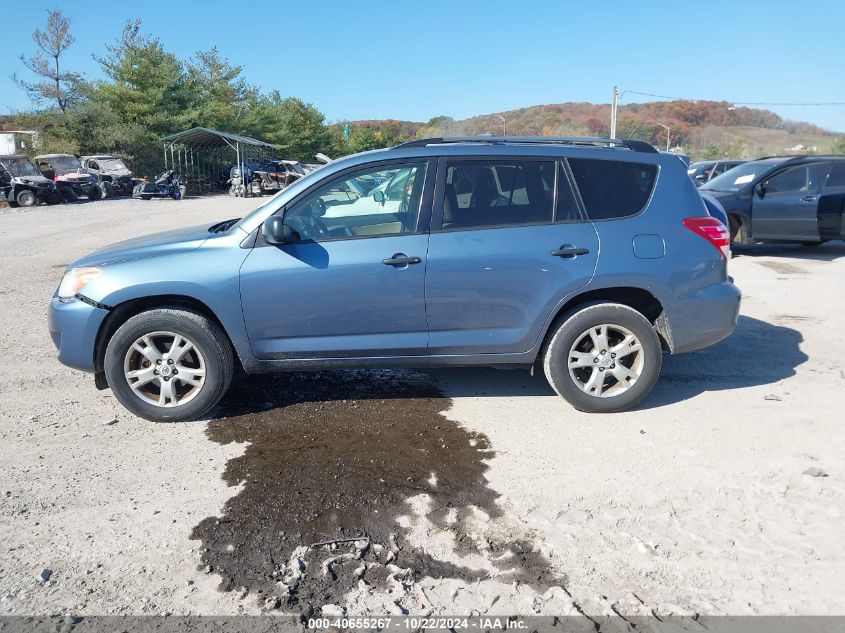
{"left": 191, "top": 369, "right": 562, "bottom": 612}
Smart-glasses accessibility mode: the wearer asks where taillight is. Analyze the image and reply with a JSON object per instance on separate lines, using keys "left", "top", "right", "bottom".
{"left": 683, "top": 216, "right": 731, "bottom": 260}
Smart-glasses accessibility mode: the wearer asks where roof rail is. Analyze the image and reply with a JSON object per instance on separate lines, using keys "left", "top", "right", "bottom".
{"left": 392, "top": 135, "right": 658, "bottom": 154}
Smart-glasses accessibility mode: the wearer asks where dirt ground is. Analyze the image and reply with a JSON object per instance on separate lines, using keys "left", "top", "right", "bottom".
{"left": 0, "top": 196, "right": 843, "bottom": 619}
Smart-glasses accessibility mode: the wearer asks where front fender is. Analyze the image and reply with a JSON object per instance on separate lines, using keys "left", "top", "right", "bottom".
{"left": 81, "top": 241, "right": 256, "bottom": 369}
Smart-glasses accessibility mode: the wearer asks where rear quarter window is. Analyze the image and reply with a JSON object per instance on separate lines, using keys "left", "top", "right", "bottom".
{"left": 568, "top": 158, "right": 658, "bottom": 220}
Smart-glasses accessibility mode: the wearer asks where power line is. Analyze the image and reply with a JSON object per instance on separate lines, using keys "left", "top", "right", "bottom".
{"left": 619, "top": 90, "right": 845, "bottom": 107}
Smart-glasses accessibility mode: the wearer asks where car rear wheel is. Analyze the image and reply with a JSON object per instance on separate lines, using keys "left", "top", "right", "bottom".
{"left": 58, "top": 187, "right": 77, "bottom": 203}
{"left": 543, "top": 302, "right": 662, "bottom": 413}
{"left": 104, "top": 308, "right": 234, "bottom": 422}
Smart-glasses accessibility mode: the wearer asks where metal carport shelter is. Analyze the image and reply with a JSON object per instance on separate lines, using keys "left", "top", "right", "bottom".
{"left": 161, "top": 127, "right": 276, "bottom": 195}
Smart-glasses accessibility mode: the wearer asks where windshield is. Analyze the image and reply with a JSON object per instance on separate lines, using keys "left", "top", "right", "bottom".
{"left": 98, "top": 158, "right": 128, "bottom": 171}
{"left": 1, "top": 157, "right": 39, "bottom": 177}
{"left": 701, "top": 160, "right": 787, "bottom": 192}
{"left": 45, "top": 156, "right": 82, "bottom": 174}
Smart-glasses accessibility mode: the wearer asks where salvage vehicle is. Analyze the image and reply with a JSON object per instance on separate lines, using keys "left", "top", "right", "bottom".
{"left": 81, "top": 155, "right": 138, "bottom": 197}
{"left": 0, "top": 154, "right": 57, "bottom": 207}
{"left": 700, "top": 155, "right": 845, "bottom": 245}
{"left": 688, "top": 160, "right": 746, "bottom": 187}
{"left": 35, "top": 154, "right": 101, "bottom": 202}
{"left": 132, "top": 170, "right": 186, "bottom": 200}
{"left": 249, "top": 160, "right": 307, "bottom": 196}
{"left": 49, "top": 136, "right": 740, "bottom": 422}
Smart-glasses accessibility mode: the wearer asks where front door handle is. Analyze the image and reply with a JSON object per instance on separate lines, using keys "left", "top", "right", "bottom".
{"left": 801, "top": 195, "right": 818, "bottom": 203}
{"left": 551, "top": 246, "right": 590, "bottom": 258}
{"left": 382, "top": 254, "right": 422, "bottom": 266}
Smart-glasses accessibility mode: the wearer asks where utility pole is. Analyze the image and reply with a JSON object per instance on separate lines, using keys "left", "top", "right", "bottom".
{"left": 657, "top": 123, "right": 670, "bottom": 151}
{"left": 495, "top": 114, "right": 506, "bottom": 136}
{"left": 610, "top": 85, "right": 618, "bottom": 138}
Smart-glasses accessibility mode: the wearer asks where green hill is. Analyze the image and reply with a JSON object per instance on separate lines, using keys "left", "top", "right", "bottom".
{"left": 351, "top": 100, "right": 843, "bottom": 160}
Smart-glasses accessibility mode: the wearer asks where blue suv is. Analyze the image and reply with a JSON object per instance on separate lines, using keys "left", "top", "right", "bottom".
{"left": 48, "top": 137, "right": 741, "bottom": 421}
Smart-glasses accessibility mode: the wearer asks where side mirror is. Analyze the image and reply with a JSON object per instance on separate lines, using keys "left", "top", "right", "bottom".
{"left": 262, "top": 215, "right": 298, "bottom": 245}
{"left": 373, "top": 190, "right": 385, "bottom": 204}
{"left": 755, "top": 183, "right": 766, "bottom": 198}
{"left": 694, "top": 173, "right": 707, "bottom": 181}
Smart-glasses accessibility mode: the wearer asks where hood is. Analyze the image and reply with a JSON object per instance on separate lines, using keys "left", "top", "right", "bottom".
{"left": 17, "top": 174, "right": 54, "bottom": 187}
{"left": 70, "top": 223, "right": 214, "bottom": 268}
{"left": 101, "top": 166, "right": 132, "bottom": 177}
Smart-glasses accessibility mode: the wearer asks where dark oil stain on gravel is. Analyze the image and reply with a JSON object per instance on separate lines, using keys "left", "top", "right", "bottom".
{"left": 191, "top": 369, "right": 562, "bottom": 613}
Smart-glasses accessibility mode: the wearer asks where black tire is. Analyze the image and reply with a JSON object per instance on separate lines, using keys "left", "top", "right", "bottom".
{"left": 542, "top": 302, "right": 662, "bottom": 413}
{"left": 88, "top": 185, "right": 102, "bottom": 201}
{"left": 728, "top": 214, "right": 749, "bottom": 246}
{"left": 141, "top": 194, "right": 152, "bottom": 201}
{"left": 58, "top": 187, "right": 77, "bottom": 203}
{"left": 16, "top": 189, "right": 37, "bottom": 207}
{"left": 104, "top": 308, "right": 234, "bottom": 422}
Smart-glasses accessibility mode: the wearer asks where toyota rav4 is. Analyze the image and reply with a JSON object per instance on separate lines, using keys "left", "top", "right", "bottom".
{"left": 49, "top": 137, "right": 741, "bottom": 421}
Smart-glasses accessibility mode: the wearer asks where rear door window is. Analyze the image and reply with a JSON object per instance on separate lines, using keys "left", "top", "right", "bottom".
{"left": 442, "top": 160, "right": 554, "bottom": 229}
{"left": 567, "top": 158, "right": 658, "bottom": 220}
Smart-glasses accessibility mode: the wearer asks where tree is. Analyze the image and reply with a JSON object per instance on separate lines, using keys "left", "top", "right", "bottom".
{"left": 185, "top": 47, "right": 253, "bottom": 132}
{"left": 12, "top": 10, "right": 81, "bottom": 112}
{"left": 86, "top": 20, "right": 190, "bottom": 175}
{"left": 833, "top": 137, "right": 845, "bottom": 154}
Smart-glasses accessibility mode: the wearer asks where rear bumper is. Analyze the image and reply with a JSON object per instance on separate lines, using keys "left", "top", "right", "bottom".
{"left": 48, "top": 296, "right": 109, "bottom": 372}
{"left": 667, "top": 281, "right": 741, "bottom": 354}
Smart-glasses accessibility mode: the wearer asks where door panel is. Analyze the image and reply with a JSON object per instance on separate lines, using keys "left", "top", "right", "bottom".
{"left": 753, "top": 163, "right": 829, "bottom": 240}
{"left": 426, "top": 224, "right": 599, "bottom": 355}
{"left": 240, "top": 235, "right": 429, "bottom": 358}
{"left": 239, "top": 158, "right": 433, "bottom": 359}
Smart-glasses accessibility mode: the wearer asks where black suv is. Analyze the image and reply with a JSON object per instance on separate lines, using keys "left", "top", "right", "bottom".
{"left": 701, "top": 155, "right": 845, "bottom": 245}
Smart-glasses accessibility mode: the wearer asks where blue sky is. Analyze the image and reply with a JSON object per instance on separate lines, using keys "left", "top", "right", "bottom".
{"left": 3, "top": 0, "right": 844, "bottom": 132}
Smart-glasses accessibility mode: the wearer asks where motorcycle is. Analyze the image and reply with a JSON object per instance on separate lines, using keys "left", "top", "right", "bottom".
{"left": 132, "top": 170, "right": 186, "bottom": 200}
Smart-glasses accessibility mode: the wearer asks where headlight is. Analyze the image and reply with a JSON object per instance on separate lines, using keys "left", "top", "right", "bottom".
{"left": 58, "top": 267, "right": 102, "bottom": 301}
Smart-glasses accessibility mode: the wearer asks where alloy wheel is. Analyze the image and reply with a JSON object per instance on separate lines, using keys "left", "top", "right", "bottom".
{"left": 567, "top": 324, "right": 644, "bottom": 398}
{"left": 123, "top": 331, "right": 206, "bottom": 407}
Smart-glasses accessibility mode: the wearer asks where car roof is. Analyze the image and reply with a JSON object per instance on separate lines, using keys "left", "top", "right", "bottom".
{"left": 34, "top": 153, "right": 77, "bottom": 159}
{"left": 325, "top": 136, "right": 666, "bottom": 172}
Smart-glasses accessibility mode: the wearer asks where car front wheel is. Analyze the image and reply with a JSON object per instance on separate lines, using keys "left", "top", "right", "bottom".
{"left": 104, "top": 308, "right": 234, "bottom": 422}
{"left": 543, "top": 302, "right": 662, "bottom": 413}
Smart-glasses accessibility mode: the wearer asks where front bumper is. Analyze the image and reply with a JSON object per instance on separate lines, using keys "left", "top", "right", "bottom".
{"left": 48, "top": 296, "right": 109, "bottom": 372}
{"left": 667, "top": 281, "right": 742, "bottom": 354}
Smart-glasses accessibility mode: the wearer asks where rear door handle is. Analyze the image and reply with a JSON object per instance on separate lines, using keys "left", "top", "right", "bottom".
{"left": 551, "top": 246, "right": 590, "bottom": 258}
{"left": 382, "top": 254, "right": 422, "bottom": 266}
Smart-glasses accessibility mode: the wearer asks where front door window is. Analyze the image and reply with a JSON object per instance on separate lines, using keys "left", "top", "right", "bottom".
{"left": 283, "top": 162, "right": 427, "bottom": 241}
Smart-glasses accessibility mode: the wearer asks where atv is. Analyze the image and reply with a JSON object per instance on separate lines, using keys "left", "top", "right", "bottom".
{"left": 35, "top": 154, "right": 101, "bottom": 203}
{"left": 80, "top": 155, "right": 139, "bottom": 198}
{"left": 0, "top": 155, "right": 57, "bottom": 207}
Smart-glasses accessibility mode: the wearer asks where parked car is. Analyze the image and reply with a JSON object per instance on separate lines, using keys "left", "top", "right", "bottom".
{"left": 0, "top": 154, "right": 57, "bottom": 207}
{"left": 249, "top": 160, "right": 307, "bottom": 196}
{"left": 80, "top": 155, "right": 138, "bottom": 197}
{"left": 35, "top": 154, "right": 101, "bottom": 202}
{"left": 688, "top": 160, "right": 747, "bottom": 187}
{"left": 49, "top": 136, "right": 740, "bottom": 422}
{"left": 700, "top": 155, "right": 845, "bottom": 245}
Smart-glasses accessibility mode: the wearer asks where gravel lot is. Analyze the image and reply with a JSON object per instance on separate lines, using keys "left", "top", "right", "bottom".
{"left": 0, "top": 196, "right": 843, "bottom": 618}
